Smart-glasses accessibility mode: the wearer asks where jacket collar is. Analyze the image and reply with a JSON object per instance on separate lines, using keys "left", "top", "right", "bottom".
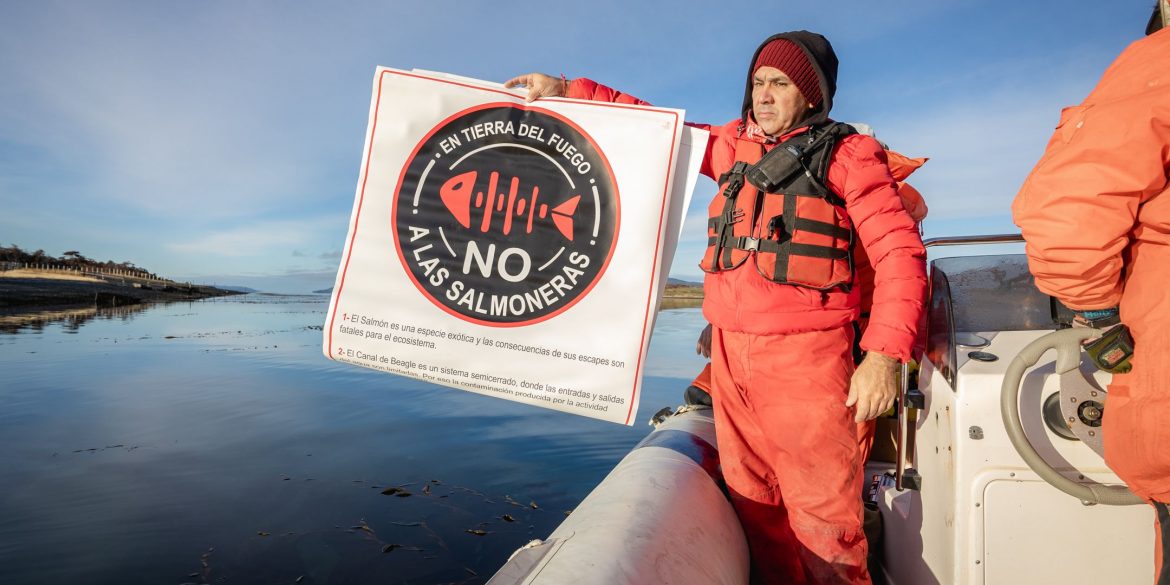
{"left": 742, "top": 118, "right": 813, "bottom": 145}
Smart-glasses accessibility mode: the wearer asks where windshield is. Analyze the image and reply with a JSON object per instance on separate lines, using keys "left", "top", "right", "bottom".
{"left": 925, "top": 253, "right": 1074, "bottom": 388}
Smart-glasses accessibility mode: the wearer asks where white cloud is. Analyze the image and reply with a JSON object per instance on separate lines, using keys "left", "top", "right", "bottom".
{"left": 168, "top": 216, "right": 346, "bottom": 258}
{"left": 0, "top": 4, "right": 381, "bottom": 219}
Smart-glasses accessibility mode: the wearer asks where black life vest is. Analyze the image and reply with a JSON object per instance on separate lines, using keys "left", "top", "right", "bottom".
{"left": 700, "top": 122, "right": 856, "bottom": 291}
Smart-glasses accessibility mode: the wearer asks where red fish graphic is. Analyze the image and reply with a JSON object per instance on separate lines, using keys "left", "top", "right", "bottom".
{"left": 439, "top": 170, "right": 580, "bottom": 241}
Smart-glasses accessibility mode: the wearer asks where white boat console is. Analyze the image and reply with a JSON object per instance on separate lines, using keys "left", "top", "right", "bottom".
{"left": 876, "top": 241, "right": 1152, "bottom": 585}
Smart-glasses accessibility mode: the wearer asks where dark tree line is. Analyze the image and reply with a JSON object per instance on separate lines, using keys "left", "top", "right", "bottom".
{"left": 1, "top": 244, "right": 160, "bottom": 280}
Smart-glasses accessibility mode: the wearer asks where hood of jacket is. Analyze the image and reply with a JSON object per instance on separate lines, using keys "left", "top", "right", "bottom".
{"left": 740, "top": 31, "right": 839, "bottom": 130}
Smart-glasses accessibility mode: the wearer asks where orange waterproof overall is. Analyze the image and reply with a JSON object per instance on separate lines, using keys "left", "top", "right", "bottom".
{"left": 1012, "top": 27, "right": 1170, "bottom": 582}
{"left": 710, "top": 324, "right": 866, "bottom": 583}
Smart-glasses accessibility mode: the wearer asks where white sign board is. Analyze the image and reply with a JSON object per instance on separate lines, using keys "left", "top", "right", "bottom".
{"left": 324, "top": 68, "right": 705, "bottom": 425}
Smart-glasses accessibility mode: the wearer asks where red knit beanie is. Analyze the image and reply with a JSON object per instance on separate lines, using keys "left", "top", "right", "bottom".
{"left": 754, "top": 38, "right": 822, "bottom": 106}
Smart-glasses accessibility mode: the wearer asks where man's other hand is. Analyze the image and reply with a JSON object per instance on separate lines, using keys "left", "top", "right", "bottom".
{"left": 504, "top": 73, "right": 568, "bottom": 102}
{"left": 846, "top": 351, "right": 899, "bottom": 422}
{"left": 696, "top": 323, "right": 712, "bottom": 358}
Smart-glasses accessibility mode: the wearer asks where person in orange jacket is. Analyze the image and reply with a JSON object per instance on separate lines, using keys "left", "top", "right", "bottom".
{"left": 1012, "top": 4, "right": 1170, "bottom": 582}
{"left": 690, "top": 139, "right": 928, "bottom": 468}
{"left": 508, "top": 31, "right": 927, "bottom": 585}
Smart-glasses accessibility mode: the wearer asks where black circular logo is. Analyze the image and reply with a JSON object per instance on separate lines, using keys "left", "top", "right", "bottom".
{"left": 392, "top": 103, "right": 619, "bottom": 326}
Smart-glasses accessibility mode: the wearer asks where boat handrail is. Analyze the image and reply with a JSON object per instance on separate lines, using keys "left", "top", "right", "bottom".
{"left": 922, "top": 233, "right": 1024, "bottom": 248}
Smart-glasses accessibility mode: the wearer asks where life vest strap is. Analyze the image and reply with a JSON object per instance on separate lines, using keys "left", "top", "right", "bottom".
{"left": 708, "top": 208, "right": 746, "bottom": 230}
{"left": 785, "top": 242, "right": 850, "bottom": 260}
{"left": 717, "top": 161, "right": 751, "bottom": 188}
{"left": 791, "top": 217, "right": 852, "bottom": 240}
{"left": 710, "top": 161, "right": 753, "bottom": 271}
{"left": 706, "top": 236, "right": 850, "bottom": 261}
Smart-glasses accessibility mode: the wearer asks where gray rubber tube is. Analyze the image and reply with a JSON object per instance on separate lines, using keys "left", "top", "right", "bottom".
{"left": 1000, "top": 327, "right": 1143, "bottom": 505}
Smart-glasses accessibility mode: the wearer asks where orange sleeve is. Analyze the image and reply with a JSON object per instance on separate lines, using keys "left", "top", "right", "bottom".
{"left": 1011, "top": 36, "right": 1170, "bottom": 310}
{"left": 833, "top": 135, "right": 928, "bottom": 362}
{"left": 565, "top": 77, "right": 651, "bottom": 106}
{"left": 565, "top": 77, "right": 736, "bottom": 181}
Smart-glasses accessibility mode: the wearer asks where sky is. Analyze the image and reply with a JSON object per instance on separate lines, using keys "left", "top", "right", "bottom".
{"left": 0, "top": 1, "right": 1151, "bottom": 292}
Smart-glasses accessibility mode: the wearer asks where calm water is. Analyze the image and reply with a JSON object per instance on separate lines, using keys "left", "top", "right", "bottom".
{"left": 0, "top": 294, "right": 709, "bottom": 585}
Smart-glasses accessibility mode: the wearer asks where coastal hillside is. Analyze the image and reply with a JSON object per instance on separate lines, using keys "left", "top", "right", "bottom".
{"left": 664, "top": 278, "right": 703, "bottom": 298}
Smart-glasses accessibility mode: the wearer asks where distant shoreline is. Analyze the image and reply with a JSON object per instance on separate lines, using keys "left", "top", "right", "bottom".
{"left": 0, "top": 270, "right": 243, "bottom": 311}
{"left": 663, "top": 283, "right": 703, "bottom": 299}
{"left": 312, "top": 281, "right": 705, "bottom": 300}
{"left": 1, "top": 270, "right": 700, "bottom": 312}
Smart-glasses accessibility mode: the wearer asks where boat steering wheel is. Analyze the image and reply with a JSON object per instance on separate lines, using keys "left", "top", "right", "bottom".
{"left": 999, "top": 327, "right": 1143, "bottom": 505}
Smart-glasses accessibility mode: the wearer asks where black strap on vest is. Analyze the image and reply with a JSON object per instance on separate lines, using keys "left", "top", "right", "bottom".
{"left": 769, "top": 123, "right": 852, "bottom": 285}
{"left": 704, "top": 236, "right": 850, "bottom": 259}
{"left": 711, "top": 161, "right": 750, "bottom": 270}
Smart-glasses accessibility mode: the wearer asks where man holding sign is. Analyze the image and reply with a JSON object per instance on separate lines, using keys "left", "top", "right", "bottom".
{"left": 508, "top": 30, "right": 926, "bottom": 585}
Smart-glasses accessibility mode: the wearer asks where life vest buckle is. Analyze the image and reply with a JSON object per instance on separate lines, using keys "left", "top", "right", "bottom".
{"left": 736, "top": 236, "right": 761, "bottom": 252}
{"left": 724, "top": 176, "right": 744, "bottom": 198}
{"left": 721, "top": 161, "right": 750, "bottom": 198}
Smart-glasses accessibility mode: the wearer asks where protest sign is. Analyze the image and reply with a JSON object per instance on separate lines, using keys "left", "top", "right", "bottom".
{"left": 324, "top": 68, "right": 706, "bottom": 425}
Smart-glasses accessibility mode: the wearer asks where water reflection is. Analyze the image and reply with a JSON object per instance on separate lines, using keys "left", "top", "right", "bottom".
{"left": 0, "top": 303, "right": 151, "bottom": 334}
{"left": 0, "top": 294, "right": 708, "bottom": 585}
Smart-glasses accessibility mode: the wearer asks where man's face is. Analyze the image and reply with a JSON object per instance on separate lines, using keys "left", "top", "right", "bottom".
{"left": 751, "top": 66, "right": 812, "bottom": 137}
